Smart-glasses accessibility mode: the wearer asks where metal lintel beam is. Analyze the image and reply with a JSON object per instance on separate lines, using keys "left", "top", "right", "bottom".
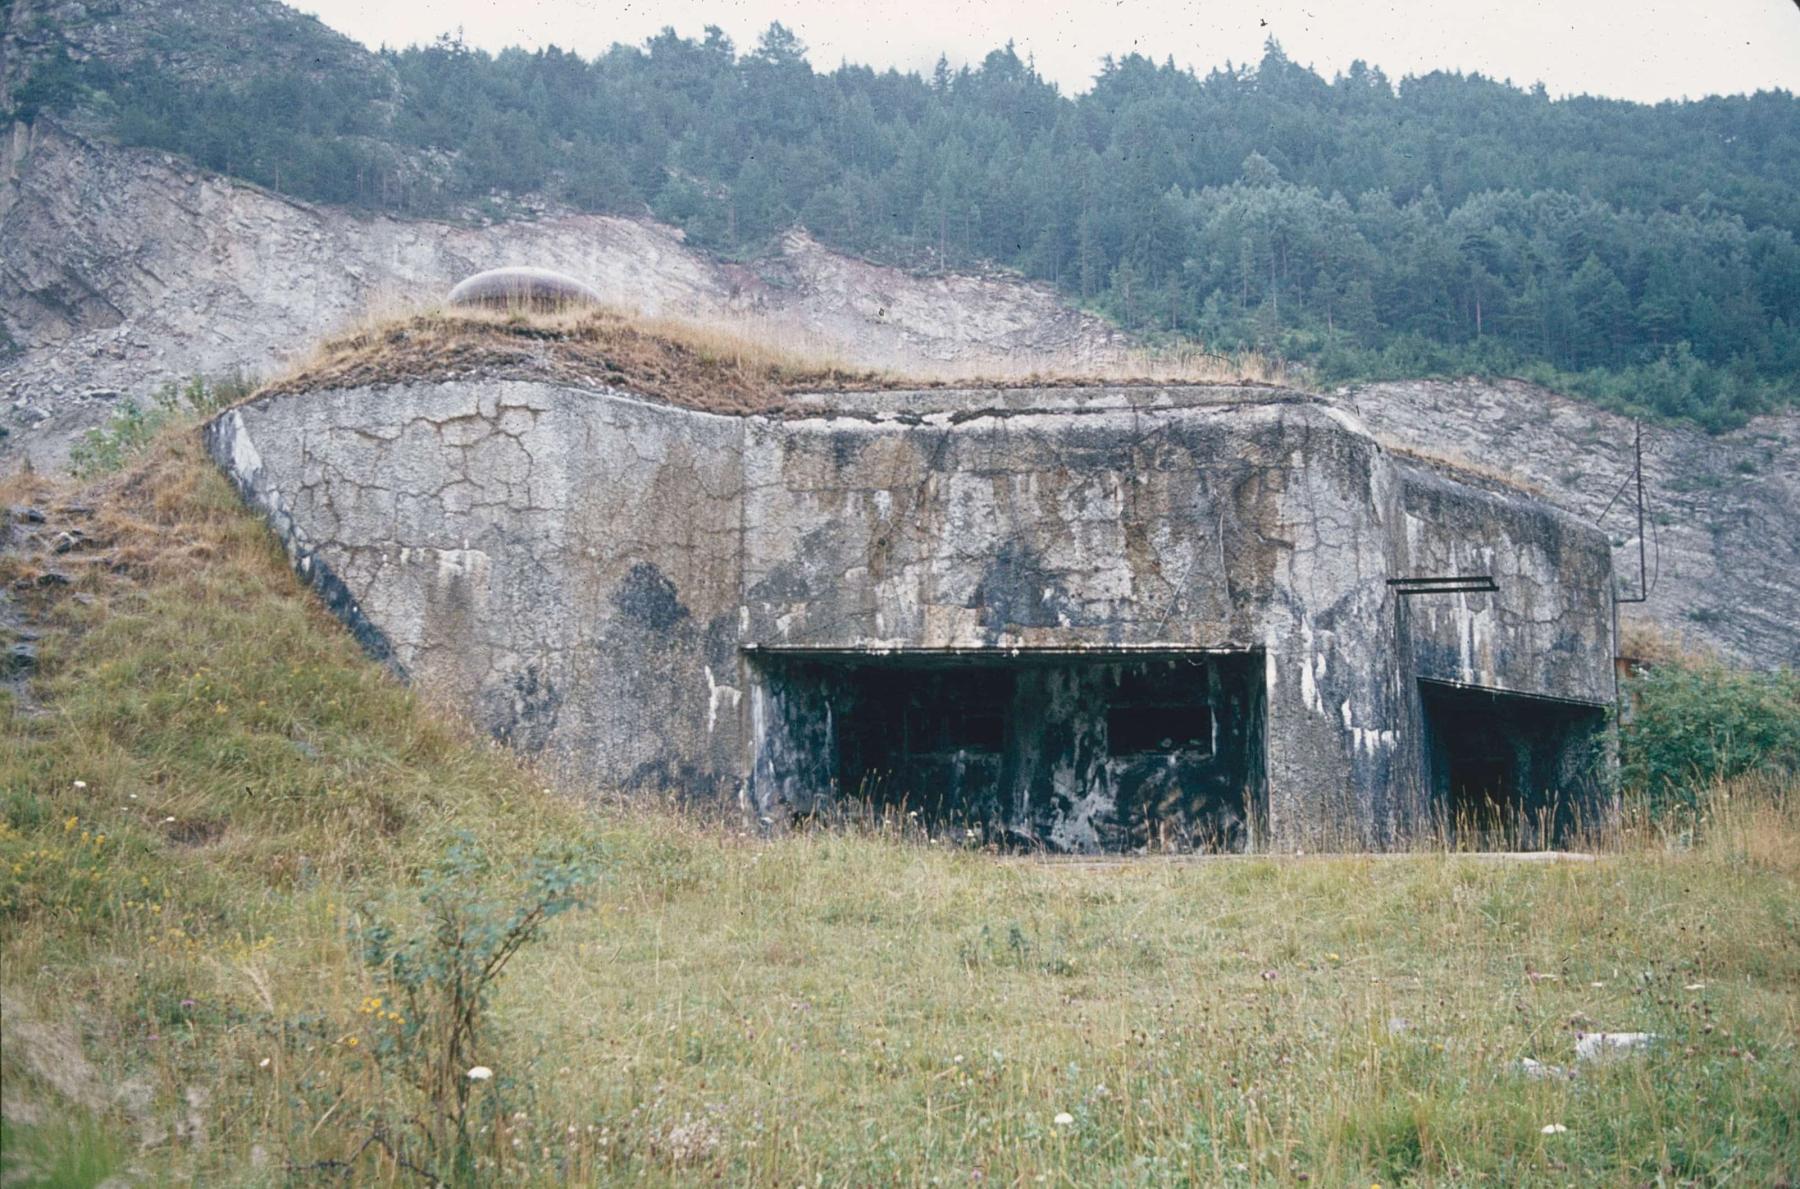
{"left": 1386, "top": 576, "right": 1499, "bottom": 595}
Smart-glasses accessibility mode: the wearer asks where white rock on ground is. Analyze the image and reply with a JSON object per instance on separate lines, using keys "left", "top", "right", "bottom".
{"left": 1574, "top": 1031, "right": 1657, "bottom": 1062}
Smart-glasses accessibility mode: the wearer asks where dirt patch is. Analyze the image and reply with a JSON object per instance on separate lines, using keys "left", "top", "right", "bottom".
{"left": 0, "top": 993, "right": 107, "bottom": 1119}
{"left": 161, "top": 817, "right": 226, "bottom": 847}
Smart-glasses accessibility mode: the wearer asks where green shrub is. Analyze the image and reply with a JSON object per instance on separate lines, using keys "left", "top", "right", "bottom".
{"left": 69, "top": 374, "right": 254, "bottom": 477}
{"left": 1622, "top": 662, "right": 1800, "bottom": 812}
{"left": 344, "top": 833, "right": 603, "bottom": 1180}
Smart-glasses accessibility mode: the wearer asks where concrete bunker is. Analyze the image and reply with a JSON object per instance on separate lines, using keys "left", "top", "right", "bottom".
{"left": 750, "top": 649, "right": 1266, "bottom": 852}
{"left": 206, "top": 368, "right": 1621, "bottom": 853}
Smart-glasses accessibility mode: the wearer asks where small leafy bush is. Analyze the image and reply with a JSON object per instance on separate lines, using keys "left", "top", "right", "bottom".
{"left": 346, "top": 832, "right": 603, "bottom": 1179}
{"left": 1622, "top": 662, "right": 1800, "bottom": 813}
{"left": 69, "top": 374, "right": 254, "bottom": 477}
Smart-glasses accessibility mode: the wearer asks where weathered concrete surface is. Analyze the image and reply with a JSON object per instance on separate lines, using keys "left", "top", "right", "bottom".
{"left": 206, "top": 379, "right": 748, "bottom": 798}
{"left": 208, "top": 380, "right": 1618, "bottom": 852}
{"left": 1395, "top": 471, "right": 1616, "bottom": 706}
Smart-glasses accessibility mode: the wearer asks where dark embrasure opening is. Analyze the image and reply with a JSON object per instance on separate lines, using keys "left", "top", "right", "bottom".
{"left": 751, "top": 650, "right": 1265, "bottom": 853}
{"left": 1418, "top": 679, "right": 1608, "bottom": 847}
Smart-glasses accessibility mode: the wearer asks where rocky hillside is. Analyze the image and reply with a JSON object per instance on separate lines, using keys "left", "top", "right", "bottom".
{"left": 1, "top": 118, "right": 1794, "bottom": 669}
{"left": 0, "top": 119, "right": 1127, "bottom": 464}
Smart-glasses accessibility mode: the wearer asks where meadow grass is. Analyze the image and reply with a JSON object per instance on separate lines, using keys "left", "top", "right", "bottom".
{"left": 1, "top": 429, "right": 1796, "bottom": 1185}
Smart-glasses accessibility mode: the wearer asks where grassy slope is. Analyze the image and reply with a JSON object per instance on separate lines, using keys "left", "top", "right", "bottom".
{"left": 1, "top": 430, "right": 1797, "bottom": 1185}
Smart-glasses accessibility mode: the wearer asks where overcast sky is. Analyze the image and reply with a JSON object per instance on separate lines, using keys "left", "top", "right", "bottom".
{"left": 295, "top": 0, "right": 1800, "bottom": 104}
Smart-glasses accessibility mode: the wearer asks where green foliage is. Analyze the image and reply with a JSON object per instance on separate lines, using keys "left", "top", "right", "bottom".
{"left": 7, "top": 44, "right": 89, "bottom": 122}
{"left": 1622, "top": 663, "right": 1800, "bottom": 812}
{"left": 1313, "top": 338, "right": 1788, "bottom": 432}
{"left": 66, "top": 399, "right": 162, "bottom": 479}
{"left": 30, "top": 30, "right": 1800, "bottom": 430}
{"left": 67, "top": 374, "right": 253, "bottom": 477}
{"left": 0, "top": 1115, "right": 129, "bottom": 1187}
{"left": 352, "top": 832, "right": 602, "bottom": 1177}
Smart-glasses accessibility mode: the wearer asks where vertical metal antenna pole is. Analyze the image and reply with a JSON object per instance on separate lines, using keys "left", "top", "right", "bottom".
{"left": 1616, "top": 420, "right": 1649, "bottom": 605}
{"left": 1634, "top": 419, "right": 1646, "bottom": 602}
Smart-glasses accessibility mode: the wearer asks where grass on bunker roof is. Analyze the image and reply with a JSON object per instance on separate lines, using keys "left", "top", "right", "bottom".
{"left": 256, "top": 301, "right": 1290, "bottom": 415}
{"left": 1, "top": 428, "right": 1797, "bottom": 1185}
{"left": 257, "top": 303, "right": 884, "bottom": 415}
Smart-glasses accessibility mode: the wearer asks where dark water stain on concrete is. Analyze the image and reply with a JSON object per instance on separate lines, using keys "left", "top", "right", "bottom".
{"left": 612, "top": 561, "right": 691, "bottom": 632}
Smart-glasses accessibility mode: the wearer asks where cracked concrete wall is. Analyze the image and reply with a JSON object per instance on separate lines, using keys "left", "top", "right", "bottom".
{"left": 208, "top": 379, "right": 1617, "bottom": 850}
{"left": 1394, "top": 469, "right": 1616, "bottom": 706}
{"left": 205, "top": 379, "right": 747, "bottom": 799}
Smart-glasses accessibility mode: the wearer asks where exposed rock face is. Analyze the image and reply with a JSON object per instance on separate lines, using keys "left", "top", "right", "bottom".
{"left": 0, "top": 120, "right": 1126, "bottom": 470}
{"left": 2, "top": 121, "right": 1791, "bottom": 668}
{"left": 207, "top": 379, "right": 1616, "bottom": 851}
{"left": 1345, "top": 379, "right": 1799, "bottom": 669}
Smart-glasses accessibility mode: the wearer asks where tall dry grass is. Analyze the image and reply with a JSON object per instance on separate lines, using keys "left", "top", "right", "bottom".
{"left": 269, "top": 293, "right": 1293, "bottom": 400}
